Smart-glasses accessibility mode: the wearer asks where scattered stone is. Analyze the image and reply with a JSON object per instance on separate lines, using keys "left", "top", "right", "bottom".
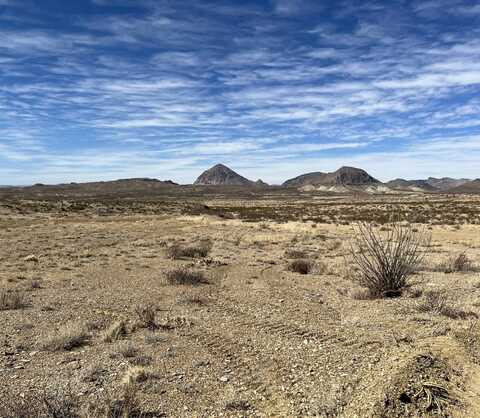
{"left": 23, "top": 255, "right": 38, "bottom": 262}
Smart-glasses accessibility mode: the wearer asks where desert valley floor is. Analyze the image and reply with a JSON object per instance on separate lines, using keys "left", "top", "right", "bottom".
{"left": 1, "top": 192, "right": 480, "bottom": 417}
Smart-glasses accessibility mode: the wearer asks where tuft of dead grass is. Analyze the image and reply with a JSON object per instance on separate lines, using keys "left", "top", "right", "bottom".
{"left": 166, "top": 240, "right": 212, "bottom": 259}
{"left": 284, "top": 249, "right": 308, "bottom": 259}
{"left": 102, "top": 320, "right": 127, "bottom": 343}
{"left": 166, "top": 268, "right": 208, "bottom": 286}
{"left": 84, "top": 383, "right": 147, "bottom": 418}
{"left": 0, "top": 387, "right": 79, "bottom": 418}
{"left": 121, "top": 366, "right": 151, "bottom": 386}
{"left": 0, "top": 290, "right": 26, "bottom": 310}
{"left": 134, "top": 304, "right": 157, "bottom": 330}
{"left": 117, "top": 342, "right": 139, "bottom": 359}
{"left": 287, "top": 259, "right": 314, "bottom": 275}
{"left": 417, "top": 291, "right": 478, "bottom": 319}
{"left": 41, "top": 323, "right": 89, "bottom": 351}
{"left": 437, "top": 252, "right": 476, "bottom": 274}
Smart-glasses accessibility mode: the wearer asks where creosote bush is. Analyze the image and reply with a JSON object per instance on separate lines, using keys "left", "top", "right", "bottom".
{"left": 348, "top": 221, "right": 430, "bottom": 298}
{"left": 287, "top": 259, "right": 314, "bottom": 275}
{"left": 166, "top": 268, "right": 208, "bottom": 286}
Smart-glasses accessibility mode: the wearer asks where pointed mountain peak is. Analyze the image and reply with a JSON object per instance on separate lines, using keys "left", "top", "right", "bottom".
{"left": 194, "top": 164, "right": 254, "bottom": 186}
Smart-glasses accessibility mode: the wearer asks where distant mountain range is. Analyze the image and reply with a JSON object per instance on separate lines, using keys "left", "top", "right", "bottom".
{"left": 0, "top": 178, "right": 178, "bottom": 198}
{"left": 386, "top": 177, "right": 471, "bottom": 192}
{"left": 0, "top": 164, "right": 478, "bottom": 194}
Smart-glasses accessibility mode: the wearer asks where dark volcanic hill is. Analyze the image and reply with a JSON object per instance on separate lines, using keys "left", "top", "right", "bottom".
{"left": 194, "top": 164, "right": 254, "bottom": 186}
{"left": 283, "top": 166, "right": 379, "bottom": 187}
{"left": 425, "top": 177, "right": 470, "bottom": 191}
{"left": 386, "top": 178, "right": 437, "bottom": 191}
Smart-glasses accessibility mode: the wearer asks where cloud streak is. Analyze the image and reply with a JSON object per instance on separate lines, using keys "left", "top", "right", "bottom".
{"left": 0, "top": 0, "right": 479, "bottom": 184}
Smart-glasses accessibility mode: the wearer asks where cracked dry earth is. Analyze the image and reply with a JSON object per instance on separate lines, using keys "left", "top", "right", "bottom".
{"left": 1, "top": 211, "right": 480, "bottom": 417}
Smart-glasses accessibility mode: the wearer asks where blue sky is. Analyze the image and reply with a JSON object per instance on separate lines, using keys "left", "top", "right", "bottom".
{"left": 1, "top": 0, "right": 480, "bottom": 185}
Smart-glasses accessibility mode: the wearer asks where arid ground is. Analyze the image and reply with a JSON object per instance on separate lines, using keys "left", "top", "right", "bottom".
{"left": 1, "top": 191, "right": 480, "bottom": 417}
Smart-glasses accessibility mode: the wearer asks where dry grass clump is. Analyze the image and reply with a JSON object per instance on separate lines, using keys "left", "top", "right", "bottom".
{"left": 0, "top": 388, "right": 79, "bottom": 418}
{"left": 166, "top": 268, "right": 208, "bottom": 286}
{"left": 41, "top": 323, "right": 89, "bottom": 351}
{"left": 287, "top": 259, "right": 314, "bottom": 274}
{"left": 84, "top": 383, "right": 146, "bottom": 418}
{"left": 30, "top": 279, "right": 42, "bottom": 290}
{"left": 121, "top": 366, "right": 151, "bottom": 386}
{"left": 117, "top": 342, "right": 139, "bottom": 359}
{"left": 417, "top": 291, "right": 478, "bottom": 319}
{"left": 350, "top": 288, "right": 375, "bottom": 300}
{"left": 134, "top": 304, "right": 157, "bottom": 330}
{"left": 437, "top": 252, "right": 476, "bottom": 273}
{"left": 0, "top": 290, "right": 27, "bottom": 310}
{"left": 103, "top": 320, "right": 127, "bottom": 343}
{"left": 176, "top": 291, "right": 210, "bottom": 306}
{"left": 166, "top": 239, "right": 212, "bottom": 259}
{"left": 348, "top": 222, "right": 430, "bottom": 298}
{"left": 284, "top": 249, "right": 308, "bottom": 259}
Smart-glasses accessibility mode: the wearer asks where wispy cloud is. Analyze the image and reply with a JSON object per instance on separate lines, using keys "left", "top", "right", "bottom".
{"left": 0, "top": 0, "right": 479, "bottom": 184}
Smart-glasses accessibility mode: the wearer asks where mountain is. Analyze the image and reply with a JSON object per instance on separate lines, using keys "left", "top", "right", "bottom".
{"left": 254, "top": 179, "right": 269, "bottom": 187}
{"left": 425, "top": 177, "right": 470, "bottom": 191}
{"left": 194, "top": 164, "right": 254, "bottom": 186}
{"left": 283, "top": 166, "right": 379, "bottom": 188}
{"left": 283, "top": 172, "right": 327, "bottom": 187}
{"left": 447, "top": 179, "right": 480, "bottom": 194}
{"left": 386, "top": 178, "right": 437, "bottom": 192}
{"left": 0, "top": 178, "right": 179, "bottom": 199}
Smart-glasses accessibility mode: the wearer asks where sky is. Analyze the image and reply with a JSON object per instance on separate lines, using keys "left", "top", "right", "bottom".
{"left": 1, "top": 0, "right": 480, "bottom": 185}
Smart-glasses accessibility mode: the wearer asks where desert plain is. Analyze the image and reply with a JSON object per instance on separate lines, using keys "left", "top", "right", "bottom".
{"left": 1, "top": 188, "right": 480, "bottom": 417}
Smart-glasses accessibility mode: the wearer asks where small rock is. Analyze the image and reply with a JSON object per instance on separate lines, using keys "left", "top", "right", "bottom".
{"left": 24, "top": 255, "right": 39, "bottom": 262}
{"left": 219, "top": 375, "right": 229, "bottom": 382}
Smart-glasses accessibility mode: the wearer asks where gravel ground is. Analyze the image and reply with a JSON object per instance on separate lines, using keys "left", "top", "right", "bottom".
{"left": 1, "top": 202, "right": 480, "bottom": 417}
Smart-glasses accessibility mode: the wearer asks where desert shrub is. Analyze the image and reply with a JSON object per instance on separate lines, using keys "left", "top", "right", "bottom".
{"left": 84, "top": 383, "right": 145, "bottom": 418}
{"left": 103, "top": 320, "right": 127, "bottom": 343}
{"left": 134, "top": 304, "right": 156, "bottom": 330}
{"left": 129, "top": 355, "right": 152, "bottom": 367}
{"left": 166, "top": 240, "right": 212, "bottom": 259}
{"left": 0, "top": 290, "right": 26, "bottom": 310}
{"left": 117, "top": 342, "right": 139, "bottom": 359}
{"left": 30, "top": 279, "right": 41, "bottom": 290}
{"left": 287, "top": 259, "right": 314, "bottom": 274}
{"left": 348, "top": 222, "right": 430, "bottom": 298}
{"left": 121, "top": 366, "right": 151, "bottom": 386}
{"left": 350, "top": 288, "right": 375, "bottom": 300}
{"left": 0, "top": 388, "right": 79, "bottom": 418}
{"left": 166, "top": 268, "right": 207, "bottom": 286}
{"left": 417, "top": 291, "right": 478, "bottom": 319}
{"left": 176, "top": 292, "right": 209, "bottom": 305}
{"left": 284, "top": 249, "right": 307, "bottom": 259}
{"left": 438, "top": 252, "right": 475, "bottom": 273}
{"left": 417, "top": 291, "right": 449, "bottom": 314}
{"left": 42, "top": 323, "right": 89, "bottom": 351}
